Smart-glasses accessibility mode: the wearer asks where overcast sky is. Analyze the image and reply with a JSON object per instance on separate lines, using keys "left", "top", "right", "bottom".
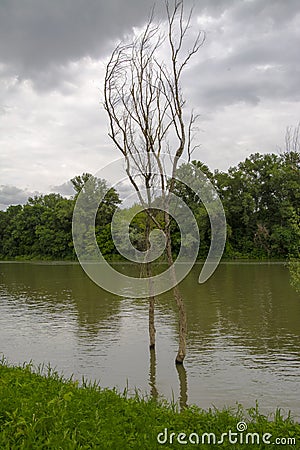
{"left": 0, "top": 0, "right": 299, "bottom": 208}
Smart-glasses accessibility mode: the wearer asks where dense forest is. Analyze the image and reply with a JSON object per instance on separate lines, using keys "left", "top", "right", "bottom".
{"left": 0, "top": 151, "right": 299, "bottom": 261}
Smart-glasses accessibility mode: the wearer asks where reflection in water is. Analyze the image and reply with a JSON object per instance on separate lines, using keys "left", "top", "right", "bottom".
{"left": 0, "top": 262, "right": 299, "bottom": 417}
{"left": 176, "top": 363, "right": 188, "bottom": 410}
{"left": 149, "top": 346, "right": 188, "bottom": 410}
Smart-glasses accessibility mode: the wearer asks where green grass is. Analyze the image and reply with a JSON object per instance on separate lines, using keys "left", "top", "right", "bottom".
{"left": 0, "top": 359, "right": 299, "bottom": 449}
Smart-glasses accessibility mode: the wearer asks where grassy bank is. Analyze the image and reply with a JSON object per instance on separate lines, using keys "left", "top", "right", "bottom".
{"left": 0, "top": 361, "right": 299, "bottom": 449}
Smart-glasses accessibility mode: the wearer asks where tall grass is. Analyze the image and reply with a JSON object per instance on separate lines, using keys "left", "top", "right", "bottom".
{"left": 0, "top": 358, "right": 299, "bottom": 449}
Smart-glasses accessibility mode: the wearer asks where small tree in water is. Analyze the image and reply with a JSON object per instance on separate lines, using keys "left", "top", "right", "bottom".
{"left": 104, "top": 1, "right": 205, "bottom": 364}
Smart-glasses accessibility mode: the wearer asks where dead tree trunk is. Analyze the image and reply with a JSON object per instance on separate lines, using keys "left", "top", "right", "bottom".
{"left": 104, "top": 0, "right": 204, "bottom": 365}
{"left": 164, "top": 211, "right": 187, "bottom": 363}
{"left": 145, "top": 214, "right": 156, "bottom": 349}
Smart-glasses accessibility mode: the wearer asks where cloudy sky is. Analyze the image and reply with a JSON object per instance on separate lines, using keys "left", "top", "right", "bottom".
{"left": 0, "top": 0, "right": 299, "bottom": 208}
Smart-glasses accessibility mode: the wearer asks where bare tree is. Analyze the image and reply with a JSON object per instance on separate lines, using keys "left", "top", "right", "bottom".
{"left": 285, "top": 122, "right": 300, "bottom": 154}
{"left": 278, "top": 122, "right": 300, "bottom": 172}
{"left": 104, "top": 0, "right": 205, "bottom": 364}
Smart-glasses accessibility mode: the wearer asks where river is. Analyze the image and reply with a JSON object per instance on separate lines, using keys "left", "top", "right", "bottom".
{"left": 0, "top": 261, "right": 299, "bottom": 418}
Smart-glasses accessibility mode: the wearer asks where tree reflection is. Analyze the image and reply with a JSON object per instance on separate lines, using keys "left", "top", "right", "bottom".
{"left": 176, "top": 363, "right": 188, "bottom": 410}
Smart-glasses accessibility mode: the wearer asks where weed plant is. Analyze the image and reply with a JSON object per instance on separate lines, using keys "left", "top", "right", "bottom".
{"left": 0, "top": 358, "right": 299, "bottom": 449}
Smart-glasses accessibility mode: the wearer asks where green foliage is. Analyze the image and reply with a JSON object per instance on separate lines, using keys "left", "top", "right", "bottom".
{"left": 289, "top": 260, "right": 300, "bottom": 293}
{"left": 0, "top": 174, "right": 121, "bottom": 261}
{"left": 71, "top": 173, "right": 121, "bottom": 260}
{"left": 0, "top": 361, "right": 299, "bottom": 449}
{"left": 0, "top": 194, "right": 74, "bottom": 260}
{"left": 171, "top": 161, "right": 216, "bottom": 259}
{"left": 215, "top": 152, "right": 300, "bottom": 259}
{"left": 0, "top": 152, "right": 299, "bottom": 262}
{"left": 171, "top": 153, "right": 299, "bottom": 261}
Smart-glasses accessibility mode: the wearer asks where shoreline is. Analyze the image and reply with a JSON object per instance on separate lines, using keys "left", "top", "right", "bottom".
{"left": 0, "top": 360, "right": 299, "bottom": 448}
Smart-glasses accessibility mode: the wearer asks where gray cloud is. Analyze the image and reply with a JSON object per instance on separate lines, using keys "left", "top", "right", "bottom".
{"left": 231, "top": 0, "right": 300, "bottom": 25}
{"left": 2, "top": 0, "right": 299, "bottom": 102}
{"left": 184, "top": 0, "right": 300, "bottom": 109}
{"left": 51, "top": 180, "right": 75, "bottom": 196}
{"left": 0, "top": 0, "right": 299, "bottom": 195}
{"left": 0, "top": 185, "right": 40, "bottom": 209}
{"left": 0, "top": 0, "right": 240, "bottom": 90}
{"left": 0, "top": 0, "right": 167, "bottom": 89}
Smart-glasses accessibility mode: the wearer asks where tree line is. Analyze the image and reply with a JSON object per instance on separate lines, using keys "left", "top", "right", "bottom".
{"left": 0, "top": 150, "right": 299, "bottom": 262}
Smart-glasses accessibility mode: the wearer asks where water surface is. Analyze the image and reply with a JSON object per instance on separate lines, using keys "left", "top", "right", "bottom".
{"left": 0, "top": 262, "right": 299, "bottom": 418}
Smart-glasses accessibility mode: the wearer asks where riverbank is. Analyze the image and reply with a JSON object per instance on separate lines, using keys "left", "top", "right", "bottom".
{"left": 0, "top": 361, "right": 299, "bottom": 449}
{"left": 0, "top": 254, "right": 292, "bottom": 262}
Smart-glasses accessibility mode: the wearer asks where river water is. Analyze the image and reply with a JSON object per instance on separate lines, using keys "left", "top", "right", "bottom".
{"left": 0, "top": 261, "right": 299, "bottom": 418}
